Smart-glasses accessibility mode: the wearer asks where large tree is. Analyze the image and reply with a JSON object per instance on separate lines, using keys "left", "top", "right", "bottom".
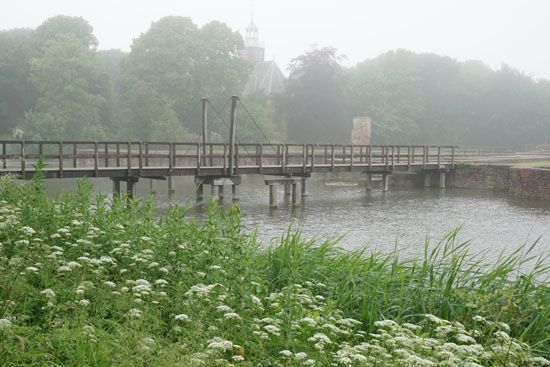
{"left": 16, "top": 16, "right": 110, "bottom": 140}
{"left": 121, "top": 16, "right": 250, "bottom": 140}
{"left": 349, "top": 50, "right": 550, "bottom": 146}
{"left": 18, "top": 33, "right": 107, "bottom": 139}
{"left": 0, "top": 28, "right": 34, "bottom": 135}
{"left": 282, "top": 47, "right": 349, "bottom": 143}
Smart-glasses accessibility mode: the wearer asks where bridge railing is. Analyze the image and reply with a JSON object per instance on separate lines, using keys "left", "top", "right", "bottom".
{"left": 0, "top": 140, "right": 456, "bottom": 177}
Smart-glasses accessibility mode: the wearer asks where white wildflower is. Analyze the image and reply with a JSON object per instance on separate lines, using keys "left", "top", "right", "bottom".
{"left": 224, "top": 312, "right": 241, "bottom": 320}
{"left": 279, "top": 350, "right": 293, "bottom": 358}
{"left": 0, "top": 318, "right": 12, "bottom": 330}
{"left": 127, "top": 308, "right": 142, "bottom": 318}
{"left": 40, "top": 288, "right": 56, "bottom": 298}
{"left": 174, "top": 314, "right": 189, "bottom": 321}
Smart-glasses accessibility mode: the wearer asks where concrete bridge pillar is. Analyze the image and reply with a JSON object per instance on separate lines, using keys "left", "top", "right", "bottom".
{"left": 126, "top": 178, "right": 137, "bottom": 199}
{"left": 112, "top": 178, "right": 121, "bottom": 199}
{"left": 424, "top": 173, "right": 431, "bottom": 188}
{"left": 195, "top": 180, "right": 204, "bottom": 202}
{"left": 284, "top": 183, "right": 291, "bottom": 196}
{"left": 382, "top": 174, "right": 390, "bottom": 192}
{"left": 168, "top": 176, "right": 175, "bottom": 195}
{"left": 269, "top": 185, "right": 278, "bottom": 208}
{"left": 149, "top": 179, "right": 157, "bottom": 195}
{"left": 218, "top": 185, "right": 224, "bottom": 201}
{"left": 365, "top": 173, "right": 372, "bottom": 191}
{"left": 291, "top": 182, "right": 298, "bottom": 206}
{"left": 439, "top": 171, "right": 446, "bottom": 189}
{"left": 301, "top": 178, "right": 307, "bottom": 196}
{"left": 232, "top": 184, "right": 239, "bottom": 202}
{"left": 211, "top": 184, "right": 217, "bottom": 197}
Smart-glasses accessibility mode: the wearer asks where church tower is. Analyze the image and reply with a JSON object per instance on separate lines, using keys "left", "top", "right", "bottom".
{"left": 240, "top": 18, "right": 265, "bottom": 63}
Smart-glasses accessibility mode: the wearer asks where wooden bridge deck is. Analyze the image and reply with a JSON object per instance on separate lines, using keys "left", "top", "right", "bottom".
{"left": 0, "top": 140, "right": 456, "bottom": 180}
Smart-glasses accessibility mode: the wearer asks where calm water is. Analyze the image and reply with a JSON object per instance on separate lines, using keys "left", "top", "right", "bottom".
{"left": 45, "top": 175, "right": 550, "bottom": 259}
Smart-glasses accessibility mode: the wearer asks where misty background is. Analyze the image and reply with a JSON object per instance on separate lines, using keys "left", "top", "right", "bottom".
{"left": 1, "top": 0, "right": 549, "bottom": 146}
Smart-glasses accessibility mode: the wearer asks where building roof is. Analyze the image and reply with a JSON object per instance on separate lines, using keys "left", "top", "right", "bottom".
{"left": 244, "top": 60, "right": 285, "bottom": 96}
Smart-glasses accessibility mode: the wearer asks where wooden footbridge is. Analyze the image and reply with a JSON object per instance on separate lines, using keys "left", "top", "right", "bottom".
{"left": 0, "top": 138, "right": 456, "bottom": 206}
{"left": 2, "top": 96, "right": 547, "bottom": 207}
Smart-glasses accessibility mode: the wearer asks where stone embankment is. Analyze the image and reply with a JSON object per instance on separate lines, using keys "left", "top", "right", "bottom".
{"left": 448, "top": 165, "right": 550, "bottom": 200}
{"left": 315, "top": 164, "right": 550, "bottom": 201}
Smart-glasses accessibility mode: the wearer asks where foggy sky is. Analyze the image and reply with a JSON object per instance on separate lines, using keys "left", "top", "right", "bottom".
{"left": 1, "top": 0, "right": 549, "bottom": 79}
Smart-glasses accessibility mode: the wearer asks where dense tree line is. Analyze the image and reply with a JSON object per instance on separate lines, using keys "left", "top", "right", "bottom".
{"left": 0, "top": 15, "right": 266, "bottom": 141}
{"left": 1, "top": 16, "right": 549, "bottom": 146}
{"left": 281, "top": 48, "right": 550, "bottom": 146}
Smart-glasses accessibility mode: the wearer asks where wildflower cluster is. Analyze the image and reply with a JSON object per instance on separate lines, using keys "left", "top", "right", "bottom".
{"left": 0, "top": 176, "right": 548, "bottom": 365}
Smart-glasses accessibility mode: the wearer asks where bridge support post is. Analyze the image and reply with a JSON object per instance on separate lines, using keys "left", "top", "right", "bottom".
{"left": 232, "top": 184, "right": 239, "bottom": 202}
{"left": 112, "top": 178, "right": 121, "bottom": 199}
{"left": 269, "top": 185, "right": 278, "bottom": 208}
{"left": 211, "top": 184, "right": 217, "bottom": 197}
{"left": 218, "top": 185, "right": 224, "bottom": 201}
{"left": 382, "top": 174, "right": 390, "bottom": 192}
{"left": 284, "top": 183, "right": 291, "bottom": 196}
{"left": 127, "top": 178, "right": 137, "bottom": 199}
{"left": 291, "top": 182, "right": 298, "bottom": 206}
{"left": 424, "top": 173, "right": 431, "bottom": 188}
{"left": 168, "top": 176, "right": 175, "bottom": 195}
{"left": 439, "top": 171, "right": 446, "bottom": 189}
{"left": 301, "top": 178, "right": 307, "bottom": 196}
{"left": 149, "top": 179, "right": 157, "bottom": 195}
{"left": 195, "top": 180, "right": 204, "bottom": 202}
{"left": 365, "top": 173, "right": 372, "bottom": 191}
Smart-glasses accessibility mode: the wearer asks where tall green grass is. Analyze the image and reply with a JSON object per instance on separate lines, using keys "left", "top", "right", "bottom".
{"left": 0, "top": 173, "right": 548, "bottom": 365}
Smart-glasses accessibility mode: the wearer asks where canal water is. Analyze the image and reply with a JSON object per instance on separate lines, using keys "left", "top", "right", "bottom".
{"left": 45, "top": 175, "right": 550, "bottom": 260}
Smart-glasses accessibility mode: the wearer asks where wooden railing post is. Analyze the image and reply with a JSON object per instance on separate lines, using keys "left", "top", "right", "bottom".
{"left": 310, "top": 144, "right": 315, "bottom": 170}
{"left": 209, "top": 144, "right": 214, "bottom": 167}
{"left": 451, "top": 146, "right": 455, "bottom": 166}
{"left": 171, "top": 143, "right": 176, "bottom": 169}
{"left": 282, "top": 144, "right": 287, "bottom": 174}
{"left": 324, "top": 145, "right": 328, "bottom": 165}
{"left": 127, "top": 142, "right": 131, "bottom": 176}
{"left": 385, "top": 145, "right": 389, "bottom": 171}
{"left": 168, "top": 143, "right": 174, "bottom": 172}
{"left": 407, "top": 145, "right": 411, "bottom": 170}
{"left": 196, "top": 143, "right": 201, "bottom": 175}
{"left": 21, "top": 141, "right": 26, "bottom": 178}
{"left": 368, "top": 145, "right": 372, "bottom": 169}
{"left": 2, "top": 142, "right": 6, "bottom": 169}
{"left": 331, "top": 144, "right": 335, "bottom": 172}
{"left": 144, "top": 143, "right": 149, "bottom": 167}
{"left": 138, "top": 142, "right": 143, "bottom": 176}
{"left": 258, "top": 144, "right": 263, "bottom": 173}
{"left": 423, "top": 146, "right": 427, "bottom": 168}
{"left": 223, "top": 143, "right": 228, "bottom": 175}
{"left": 437, "top": 146, "right": 441, "bottom": 166}
{"left": 350, "top": 145, "right": 354, "bottom": 169}
{"left": 73, "top": 143, "right": 77, "bottom": 168}
{"left": 234, "top": 144, "right": 239, "bottom": 175}
{"left": 58, "top": 141, "right": 63, "bottom": 178}
{"left": 104, "top": 143, "right": 109, "bottom": 168}
{"left": 94, "top": 141, "right": 99, "bottom": 177}
{"left": 302, "top": 144, "right": 307, "bottom": 174}
{"left": 116, "top": 143, "right": 120, "bottom": 167}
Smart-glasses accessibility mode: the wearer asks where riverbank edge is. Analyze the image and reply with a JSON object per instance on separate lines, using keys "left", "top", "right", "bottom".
{"left": 315, "top": 164, "right": 550, "bottom": 200}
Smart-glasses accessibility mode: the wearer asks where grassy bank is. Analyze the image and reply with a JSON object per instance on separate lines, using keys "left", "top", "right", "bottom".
{"left": 0, "top": 175, "right": 549, "bottom": 366}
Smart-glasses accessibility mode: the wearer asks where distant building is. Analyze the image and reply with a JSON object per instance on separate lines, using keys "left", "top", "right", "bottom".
{"left": 239, "top": 18, "right": 285, "bottom": 96}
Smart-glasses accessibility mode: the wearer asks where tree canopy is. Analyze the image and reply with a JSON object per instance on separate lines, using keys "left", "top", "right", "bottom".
{"left": 0, "top": 16, "right": 548, "bottom": 147}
